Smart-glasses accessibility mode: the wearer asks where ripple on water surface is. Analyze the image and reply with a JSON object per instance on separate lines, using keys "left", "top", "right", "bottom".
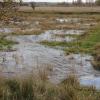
{"left": 0, "top": 29, "right": 100, "bottom": 89}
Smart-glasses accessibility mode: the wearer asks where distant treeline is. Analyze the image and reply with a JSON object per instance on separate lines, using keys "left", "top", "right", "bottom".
{"left": 18, "top": 0, "right": 100, "bottom": 7}
{"left": 0, "top": 0, "right": 100, "bottom": 8}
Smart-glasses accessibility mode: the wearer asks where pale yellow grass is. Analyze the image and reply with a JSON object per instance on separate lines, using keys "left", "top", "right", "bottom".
{"left": 18, "top": 6, "right": 100, "bottom": 13}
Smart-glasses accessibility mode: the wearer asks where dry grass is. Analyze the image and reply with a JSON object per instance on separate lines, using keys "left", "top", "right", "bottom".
{"left": 12, "top": 29, "right": 44, "bottom": 35}
{"left": 18, "top": 6, "right": 100, "bottom": 13}
{"left": 0, "top": 74, "right": 100, "bottom": 100}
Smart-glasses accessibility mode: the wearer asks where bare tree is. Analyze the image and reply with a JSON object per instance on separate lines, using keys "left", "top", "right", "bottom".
{"left": 77, "top": 0, "right": 82, "bottom": 4}
{"left": 30, "top": 2, "right": 35, "bottom": 11}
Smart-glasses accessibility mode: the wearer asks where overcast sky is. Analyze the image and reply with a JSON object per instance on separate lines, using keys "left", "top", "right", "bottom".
{"left": 23, "top": 0, "right": 95, "bottom": 3}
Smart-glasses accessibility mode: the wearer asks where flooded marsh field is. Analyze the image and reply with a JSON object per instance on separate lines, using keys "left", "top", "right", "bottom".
{"left": 0, "top": 13, "right": 100, "bottom": 89}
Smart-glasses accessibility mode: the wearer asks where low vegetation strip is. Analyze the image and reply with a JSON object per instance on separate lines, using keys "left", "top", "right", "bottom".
{"left": 0, "top": 75, "right": 100, "bottom": 100}
{"left": 18, "top": 7, "right": 100, "bottom": 13}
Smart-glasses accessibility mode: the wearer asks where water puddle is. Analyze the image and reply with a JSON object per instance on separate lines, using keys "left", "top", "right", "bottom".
{"left": 0, "top": 16, "right": 99, "bottom": 90}
{"left": 55, "top": 18, "right": 97, "bottom": 29}
{"left": 51, "top": 30, "right": 84, "bottom": 35}
{"left": 8, "top": 30, "right": 81, "bottom": 43}
{"left": 0, "top": 28, "right": 14, "bottom": 33}
{"left": 12, "top": 21, "right": 39, "bottom": 28}
{"left": 56, "top": 18, "right": 95, "bottom": 23}
{"left": 0, "top": 32, "right": 100, "bottom": 89}
{"left": 80, "top": 76, "right": 100, "bottom": 89}
{"left": 56, "top": 18, "right": 80, "bottom": 23}
{"left": 38, "top": 30, "right": 76, "bottom": 42}
{"left": 34, "top": 30, "right": 84, "bottom": 42}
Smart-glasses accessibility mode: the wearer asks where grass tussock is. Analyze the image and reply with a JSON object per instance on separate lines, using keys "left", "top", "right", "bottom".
{"left": 92, "top": 43, "right": 100, "bottom": 70}
{"left": 0, "top": 74, "right": 100, "bottom": 100}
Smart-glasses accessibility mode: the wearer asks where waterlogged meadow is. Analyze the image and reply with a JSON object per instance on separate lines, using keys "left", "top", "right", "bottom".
{"left": 0, "top": 12, "right": 100, "bottom": 99}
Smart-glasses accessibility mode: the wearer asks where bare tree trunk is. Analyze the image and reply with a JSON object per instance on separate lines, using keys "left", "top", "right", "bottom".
{"left": 30, "top": 2, "right": 35, "bottom": 11}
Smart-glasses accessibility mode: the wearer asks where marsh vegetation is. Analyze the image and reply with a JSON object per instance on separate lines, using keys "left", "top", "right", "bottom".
{"left": 0, "top": 74, "right": 100, "bottom": 100}
{"left": 0, "top": 4, "right": 100, "bottom": 99}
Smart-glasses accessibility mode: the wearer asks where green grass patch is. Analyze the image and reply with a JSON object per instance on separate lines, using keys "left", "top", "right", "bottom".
{"left": 40, "top": 40, "right": 75, "bottom": 47}
{"left": 40, "top": 24, "right": 100, "bottom": 54}
{"left": 0, "top": 38, "right": 17, "bottom": 51}
{"left": 79, "top": 25, "right": 100, "bottom": 53}
{"left": 55, "top": 34, "right": 80, "bottom": 38}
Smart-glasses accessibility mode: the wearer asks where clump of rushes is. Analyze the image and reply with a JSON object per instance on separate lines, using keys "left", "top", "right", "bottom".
{"left": 0, "top": 73, "right": 100, "bottom": 100}
{"left": 92, "top": 43, "right": 100, "bottom": 70}
{"left": 40, "top": 24, "right": 100, "bottom": 54}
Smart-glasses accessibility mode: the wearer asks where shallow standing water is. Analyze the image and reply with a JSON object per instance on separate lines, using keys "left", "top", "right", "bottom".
{"left": 0, "top": 28, "right": 100, "bottom": 89}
